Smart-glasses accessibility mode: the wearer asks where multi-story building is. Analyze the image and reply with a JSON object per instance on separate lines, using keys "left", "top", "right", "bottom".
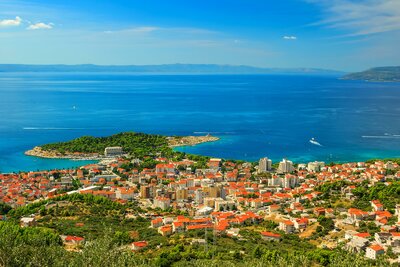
{"left": 104, "top": 147, "right": 123, "bottom": 157}
{"left": 203, "top": 185, "right": 220, "bottom": 198}
{"left": 140, "top": 185, "right": 151, "bottom": 199}
{"left": 116, "top": 188, "right": 135, "bottom": 200}
{"left": 279, "top": 220, "right": 295, "bottom": 233}
{"left": 194, "top": 189, "right": 204, "bottom": 204}
{"left": 307, "top": 161, "right": 325, "bottom": 172}
{"left": 277, "top": 158, "right": 295, "bottom": 174}
{"left": 259, "top": 157, "right": 272, "bottom": 173}
{"left": 365, "top": 244, "right": 385, "bottom": 260}
{"left": 153, "top": 196, "right": 171, "bottom": 210}
{"left": 176, "top": 189, "right": 188, "bottom": 201}
{"left": 155, "top": 164, "right": 175, "bottom": 174}
{"left": 282, "top": 174, "right": 299, "bottom": 188}
{"left": 215, "top": 198, "right": 236, "bottom": 211}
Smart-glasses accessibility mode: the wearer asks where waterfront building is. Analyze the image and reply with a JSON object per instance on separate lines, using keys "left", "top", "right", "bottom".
{"left": 259, "top": 157, "right": 272, "bottom": 173}
{"left": 277, "top": 158, "right": 294, "bottom": 174}
{"left": 283, "top": 174, "right": 299, "bottom": 188}
{"left": 104, "top": 147, "right": 123, "bottom": 157}
{"left": 307, "top": 161, "right": 325, "bottom": 172}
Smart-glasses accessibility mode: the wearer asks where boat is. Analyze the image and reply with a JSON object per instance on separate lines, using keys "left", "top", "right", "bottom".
{"left": 310, "top": 137, "right": 322, "bottom": 146}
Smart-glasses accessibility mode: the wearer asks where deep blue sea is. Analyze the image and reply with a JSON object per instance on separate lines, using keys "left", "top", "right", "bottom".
{"left": 1, "top": 72, "right": 400, "bottom": 173}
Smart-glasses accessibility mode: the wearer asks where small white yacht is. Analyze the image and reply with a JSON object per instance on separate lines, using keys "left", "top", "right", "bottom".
{"left": 310, "top": 137, "right": 322, "bottom": 146}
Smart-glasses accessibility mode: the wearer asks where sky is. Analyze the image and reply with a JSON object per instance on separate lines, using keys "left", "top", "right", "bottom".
{"left": 0, "top": 0, "right": 399, "bottom": 71}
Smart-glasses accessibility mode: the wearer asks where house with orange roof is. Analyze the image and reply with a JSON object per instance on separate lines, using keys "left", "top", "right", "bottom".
{"left": 314, "top": 207, "right": 325, "bottom": 216}
{"left": 261, "top": 231, "right": 281, "bottom": 241}
{"left": 294, "top": 218, "right": 308, "bottom": 231}
{"left": 348, "top": 208, "right": 369, "bottom": 222}
{"left": 151, "top": 217, "right": 163, "bottom": 228}
{"left": 375, "top": 210, "right": 392, "bottom": 222}
{"left": 131, "top": 241, "right": 148, "bottom": 251}
{"left": 172, "top": 221, "right": 185, "bottom": 233}
{"left": 158, "top": 225, "right": 172, "bottom": 236}
{"left": 64, "top": 235, "right": 85, "bottom": 246}
{"left": 116, "top": 187, "right": 135, "bottom": 200}
{"left": 371, "top": 200, "right": 384, "bottom": 211}
{"left": 365, "top": 244, "right": 384, "bottom": 260}
{"left": 355, "top": 232, "right": 371, "bottom": 239}
{"left": 279, "top": 220, "right": 295, "bottom": 234}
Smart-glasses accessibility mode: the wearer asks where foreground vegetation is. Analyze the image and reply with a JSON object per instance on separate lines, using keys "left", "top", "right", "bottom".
{"left": 0, "top": 220, "right": 390, "bottom": 267}
{"left": 0, "top": 194, "right": 395, "bottom": 267}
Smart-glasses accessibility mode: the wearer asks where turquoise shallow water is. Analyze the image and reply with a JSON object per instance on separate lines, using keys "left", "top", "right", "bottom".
{"left": 1, "top": 72, "right": 400, "bottom": 173}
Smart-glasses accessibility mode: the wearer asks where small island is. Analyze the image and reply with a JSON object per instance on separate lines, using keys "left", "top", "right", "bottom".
{"left": 24, "top": 132, "right": 219, "bottom": 160}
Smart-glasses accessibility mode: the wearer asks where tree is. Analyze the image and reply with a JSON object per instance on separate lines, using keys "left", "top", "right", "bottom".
{"left": 252, "top": 246, "right": 263, "bottom": 259}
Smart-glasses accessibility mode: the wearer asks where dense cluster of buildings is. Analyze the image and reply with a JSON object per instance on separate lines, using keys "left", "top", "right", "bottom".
{"left": 1, "top": 154, "right": 400, "bottom": 261}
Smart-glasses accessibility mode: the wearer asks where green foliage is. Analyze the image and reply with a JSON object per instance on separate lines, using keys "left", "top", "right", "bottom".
{"left": 316, "top": 180, "right": 348, "bottom": 194}
{"left": 358, "top": 221, "right": 380, "bottom": 235}
{"left": 8, "top": 193, "right": 130, "bottom": 219}
{"left": 1, "top": 197, "right": 394, "bottom": 267}
{"left": 0, "top": 202, "right": 12, "bottom": 215}
{"left": 352, "top": 181, "right": 400, "bottom": 211}
{"left": 41, "top": 132, "right": 171, "bottom": 157}
{"left": 317, "top": 216, "right": 334, "bottom": 232}
{"left": 344, "top": 67, "right": 400, "bottom": 82}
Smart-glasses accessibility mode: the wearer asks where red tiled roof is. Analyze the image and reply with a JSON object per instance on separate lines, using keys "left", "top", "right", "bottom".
{"left": 369, "top": 244, "right": 384, "bottom": 251}
{"left": 132, "top": 241, "right": 148, "bottom": 248}
{"left": 261, "top": 231, "right": 281, "bottom": 238}
{"left": 65, "top": 236, "right": 85, "bottom": 242}
{"left": 355, "top": 232, "right": 370, "bottom": 238}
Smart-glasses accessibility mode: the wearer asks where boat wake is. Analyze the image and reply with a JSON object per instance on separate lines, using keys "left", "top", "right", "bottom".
{"left": 193, "top": 131, "right": 234, "bottom": 134}
{"left": 362, "top": 134, "right": 400, "bottom": 139}
{"left": 23, "top": 127, "right": 87, "bottom": 130}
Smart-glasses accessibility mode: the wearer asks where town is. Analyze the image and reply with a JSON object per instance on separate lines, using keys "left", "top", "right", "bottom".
{"left": 1, "top": 144, "right": 399, "bottom": 265}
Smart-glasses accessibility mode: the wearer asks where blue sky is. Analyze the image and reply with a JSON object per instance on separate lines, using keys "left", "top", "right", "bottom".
{"left": 0, "top": 0, "right": 399, "bottom": 71}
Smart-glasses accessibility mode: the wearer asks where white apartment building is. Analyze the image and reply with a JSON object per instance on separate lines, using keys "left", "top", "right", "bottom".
{"left": 277, "top": 158, "right": 294, "bottom": 174}
{"left": 104, "top": 146, "right": 123, "bottom": 157}
{"left": 258, "top": 157, "right": 272, "bottom": 173}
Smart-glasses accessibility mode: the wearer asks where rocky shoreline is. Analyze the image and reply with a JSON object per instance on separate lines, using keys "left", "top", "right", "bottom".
{"left": 168, "top": 135, "right": 220, "bottom": 147}
{"left": 25, "top": 135, "right": 220, "bottom": 160}
{"left": 24, "top": 146, "right": 103, "bottom": 160}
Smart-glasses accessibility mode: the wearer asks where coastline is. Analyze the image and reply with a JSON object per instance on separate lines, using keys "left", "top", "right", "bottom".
{"left": 24, "top": 146, "right": 103, "bottom": 160}
{"left": 167, "top": 135, "right": 220, "bottom": 148}
{"left": 24, "top": 135, "right": 220, "bottom": 160}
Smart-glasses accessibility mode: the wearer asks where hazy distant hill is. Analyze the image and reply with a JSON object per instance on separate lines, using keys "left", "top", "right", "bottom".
{"left": 343, "top": 66, "right": 400, "bottom": 82}
{"left": 0, "top": 64, "right": 344, "bottom": 75}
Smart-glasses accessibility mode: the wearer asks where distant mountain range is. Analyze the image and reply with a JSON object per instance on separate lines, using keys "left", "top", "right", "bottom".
{"left": 343, "top": 66, "right": 400, "bottom": 82}
{"left": 0, "top": 64, "right": 344, "bottom": 75}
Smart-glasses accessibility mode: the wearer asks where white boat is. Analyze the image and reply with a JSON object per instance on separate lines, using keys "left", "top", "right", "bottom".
{"left": 310, "top": 137, "right": 322, "bottom": 146}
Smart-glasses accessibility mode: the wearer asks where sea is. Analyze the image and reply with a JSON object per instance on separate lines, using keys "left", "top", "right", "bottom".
{"left": 1, "top": 72, "right": 400, "bottom": 173}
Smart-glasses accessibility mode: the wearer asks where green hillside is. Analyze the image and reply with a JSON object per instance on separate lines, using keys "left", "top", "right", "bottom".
{"left": 343, "top": 66, "right": 400, "bottom": 82}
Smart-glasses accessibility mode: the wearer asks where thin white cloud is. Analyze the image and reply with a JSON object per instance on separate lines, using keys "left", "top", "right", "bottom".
{"left": 0, "top": 16, "right": 22, "bottom": 27}
{"left": 129, "top": 26, "right": 158, "bottom": 33}
{"left": 27, "top": 22, "right": 53, "bottom": 30}
{"left": 105, "top": 26, "right": 158, "bottom": 34}
{"left": 283, "top": 36, "right": 297, "bottom": 40}
{"left": 308, "top": 0, "right": 400, "bottom": 36}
